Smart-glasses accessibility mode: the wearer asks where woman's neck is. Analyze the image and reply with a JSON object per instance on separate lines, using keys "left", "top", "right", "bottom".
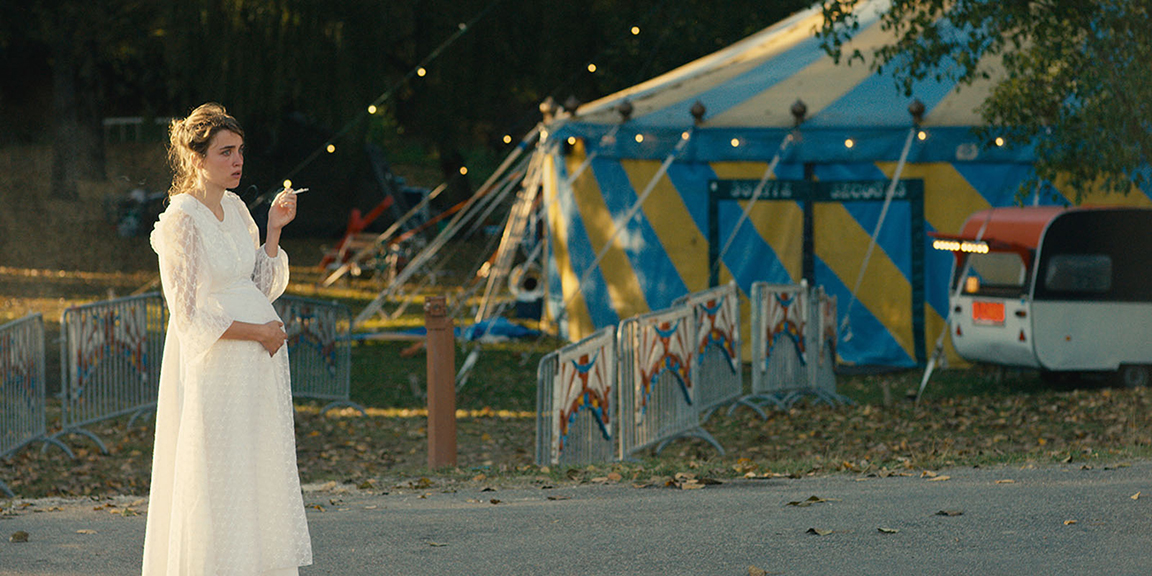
{"left": 189, "top": 183, "right": 226, "bottom": 220}
{"left": 191, "top": 183, "right": 225, "bottom": 208}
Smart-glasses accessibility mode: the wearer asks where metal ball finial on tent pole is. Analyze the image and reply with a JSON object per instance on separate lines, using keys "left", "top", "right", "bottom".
{"left": 691, "top": 100, "right": 706, "bottom": 125}
{"left": 563, "top": 95, "right": 581, "bottom": 114}
{"left": 790, "top": 98, "right": 807, "bottom": 126}
{"left": 617, "top": 100, "right": 634, "bottom": 121}
{"left": 908, "top": 98, "right": 926, "bottom": 125}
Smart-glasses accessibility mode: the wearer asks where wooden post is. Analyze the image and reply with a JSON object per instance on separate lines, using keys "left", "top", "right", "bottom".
{"left": 424, "top": 296, "right": 457, "bottom": 468}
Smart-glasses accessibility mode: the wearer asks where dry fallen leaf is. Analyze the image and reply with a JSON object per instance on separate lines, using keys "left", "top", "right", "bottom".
{"left": 936, "top": 509, "right": 964, "bottom": 517}
{"left": 426, "top": 541, "right": 448, "bottom": 547}
{"left": 490, "top": 499, "right": 502, "bottom": 505}
{"left": 787, "top": 495, "right": 837, "bottom": 507}
{"left": 1063, "top": 520, "right": 1077, "bottom": 526}
{"left": 878, "top": 527, "right": 900, "bottom": 534}
{"left": 996, "top": 479, "right": 1015, "bottom": 484}
{"left": 546, "top": 495, "right": 570, "bottom": 501}
{"left": 806, "top": 528, "right": 833, "bottom": 536}
{"left": 76, "top": 529, "right": 97, "bottom": 535}
{"left": 607, "top": 472, "right": 623, "bottom": 482}
{"left": 927, "top": 475, "right": 951, "bottom": 482}
{"left": 1131, "top": 492, "right": 1141, "bottom": 501}
{"left": 748, "top": 566, "right": 768, "bottom": 576}
{"left": 10, "top": 531, "right": 29, "bottom": 543}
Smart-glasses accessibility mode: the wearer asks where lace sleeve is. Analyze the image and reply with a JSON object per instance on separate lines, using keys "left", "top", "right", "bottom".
{"left": 235, "top": 194, "right": 290, "bottom": 301}
{"left": 253, "top": 246, "right": 289, "bottom": 301}
{"left": 152, "top": 210, "right": 234, "bottom": 361}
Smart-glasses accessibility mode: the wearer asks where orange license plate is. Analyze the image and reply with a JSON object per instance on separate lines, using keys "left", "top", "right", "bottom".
{"left": 972, "top": 301, "right": 1005, "bottom": 325}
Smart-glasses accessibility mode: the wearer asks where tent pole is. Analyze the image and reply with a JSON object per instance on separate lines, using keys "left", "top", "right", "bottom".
{"left": 711, "top": 132, "right": 794, "bottom": 277}
{"left": 475, "top": 151, "right": 547, "bottom": 322}
{"left": 838, "top": 126, "right": 917, "bottom": 340}
{"left": 381, "top": 157, "right": 531, "bottom": 321}
{"left": 915, "top": 208, "right": 997, "bottom": 404}
{"left": 322, "top": 182, "right": 450, "bottom": 287}
{"left": 353, "top": 127, "right": 541, "bottom": 327}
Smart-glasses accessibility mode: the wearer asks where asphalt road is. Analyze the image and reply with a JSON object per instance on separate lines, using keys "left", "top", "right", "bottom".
{"left": 3, "top": 460, "right": 1151, "bottom": 575}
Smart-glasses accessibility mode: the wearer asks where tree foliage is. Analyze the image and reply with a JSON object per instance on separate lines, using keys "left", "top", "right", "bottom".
{"left": 1, "top": 0, "right": 810, "bottom": 201}
{"left": 817, "top": 0, "right": 1152, "bottom": 199}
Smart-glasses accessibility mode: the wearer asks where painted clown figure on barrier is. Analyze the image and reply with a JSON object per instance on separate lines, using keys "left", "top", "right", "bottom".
{"left": 552, "top": 328, "right": 616, "bottom": 465}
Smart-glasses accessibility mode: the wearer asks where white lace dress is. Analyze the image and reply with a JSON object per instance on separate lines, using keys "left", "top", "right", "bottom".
{"left": 143, "top": 192, "right": 312, "bottom": 576}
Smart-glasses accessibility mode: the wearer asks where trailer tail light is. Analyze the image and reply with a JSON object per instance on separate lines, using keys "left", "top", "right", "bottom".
{"left": 1019, "top": 329, "right": 1026, "bottom": 342}
{"left": 956, "top": 324, "right": 962, "bottom": 337}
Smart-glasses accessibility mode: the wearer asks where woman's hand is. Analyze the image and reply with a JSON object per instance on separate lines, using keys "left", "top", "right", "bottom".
{"left": 267, "top": 188, "right": 298, "bottom": 231}
{"left": 258, "top": 320, "right": 288, "bottom": 357}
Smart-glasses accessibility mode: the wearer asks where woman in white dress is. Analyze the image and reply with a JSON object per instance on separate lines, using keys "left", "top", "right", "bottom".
{"left": 143, "top": 103, "right": 313, "bottom": 575}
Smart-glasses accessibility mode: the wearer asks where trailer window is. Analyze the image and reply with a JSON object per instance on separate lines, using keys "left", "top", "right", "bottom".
{"left": 1043, "top": 254, "right": 1112, "bottom": 293}
{"left": 959, "top": 252, "right": 1027, "bottom": 296}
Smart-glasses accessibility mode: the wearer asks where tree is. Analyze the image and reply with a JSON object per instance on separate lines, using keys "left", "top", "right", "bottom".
{"left": 817, "top": 0, "right": 1152, "bottom": 200}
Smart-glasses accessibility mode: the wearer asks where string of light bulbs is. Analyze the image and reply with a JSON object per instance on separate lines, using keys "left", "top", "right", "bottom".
{"left": 493, "top": 0, "right": 675, "bottom": 147}
{"left": 250, "top": 0, "right": 509, "bottom": 208}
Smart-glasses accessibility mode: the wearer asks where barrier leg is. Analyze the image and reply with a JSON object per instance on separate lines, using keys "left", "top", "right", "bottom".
{"left": 36, "top": 438, "right": 76, "bottom": 459}
{"left": 654, "top": 428, "right": 726, "bottom": 457}
{"left": 728, "top": 394, "right": 788, "bottom": 418}
{"left": 0, "top": 479, "right": 13, "bottom": 499}
{"left": 46, "top": 429, "right": 108, "bottom": 455}
{"left": 127, "top": 407, "right": 156, "bottom": 429}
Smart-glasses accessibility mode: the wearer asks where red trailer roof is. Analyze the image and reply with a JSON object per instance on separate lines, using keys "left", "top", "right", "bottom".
{"left": 956, "top": 206, "right": 1067, "bottom": 249}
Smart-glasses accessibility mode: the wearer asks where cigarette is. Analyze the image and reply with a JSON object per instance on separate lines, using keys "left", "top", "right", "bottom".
{"left": 289, "top": 187, "right": 309, "bottom": 194}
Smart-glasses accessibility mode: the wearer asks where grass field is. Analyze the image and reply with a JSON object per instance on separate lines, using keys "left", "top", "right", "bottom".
{"left": 3, "top": 255, "right": 1152, "bottom": 500}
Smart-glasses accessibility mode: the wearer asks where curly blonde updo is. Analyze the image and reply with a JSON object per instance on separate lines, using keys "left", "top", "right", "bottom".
{"left": 167, "top": 103, "right": 245, "bottom": 196}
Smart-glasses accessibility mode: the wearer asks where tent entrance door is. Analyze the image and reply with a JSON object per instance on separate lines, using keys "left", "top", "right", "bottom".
{"left": 708, "top": 179, "right": 925, "bottom": 367}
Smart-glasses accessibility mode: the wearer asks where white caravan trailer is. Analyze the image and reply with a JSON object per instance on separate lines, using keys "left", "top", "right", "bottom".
{"left": 933, "top": 206, "right": 1152, "bottom": 386}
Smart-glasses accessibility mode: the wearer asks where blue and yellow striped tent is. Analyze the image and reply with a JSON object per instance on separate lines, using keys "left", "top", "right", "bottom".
{"left": 540, "top": 1, "right": 1152, "bottom": 367}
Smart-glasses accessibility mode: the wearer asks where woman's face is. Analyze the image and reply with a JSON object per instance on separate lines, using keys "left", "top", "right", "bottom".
{"left": 198, "top": 129, "right": 244, "bottom": 191}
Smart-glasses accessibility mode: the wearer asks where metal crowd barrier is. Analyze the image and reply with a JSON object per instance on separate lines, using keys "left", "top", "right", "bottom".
{"left": 55, "top": 294, "right": 167, "bottom": 454}
{"left": 675, "top": 282, "right": 743, "bottom": 421}
{"left": 274, "top": 295, "right": 365, "bottom": 415}
{"left": 535, "top": 327, "right": 616, "bottom": 466}
{"left": 733, "top": 282, "right": 849, "bottom": 418}
{"left": 618, "top": 305, "right": 723, "bottom": 458}
{"left": 1, "top": 314, "right": 73, "bottom": 498}
{"left": 809, "top": 287, "right": 848, "bottom": 405}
